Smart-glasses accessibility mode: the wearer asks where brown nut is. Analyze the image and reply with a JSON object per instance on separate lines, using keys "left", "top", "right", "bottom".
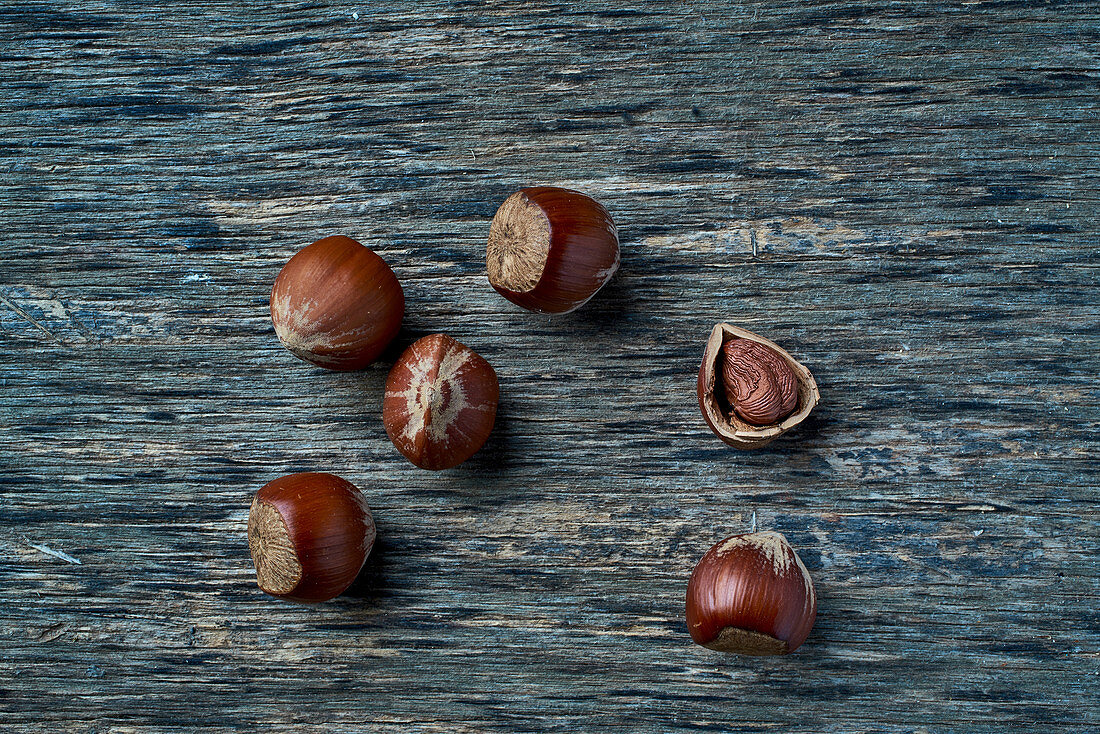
{"left": 686, "top": 531, "right": 817, "bottom": 656}
{"left": 486, "top": 186, "right": 619, "bottom": 314}
{"left": 721, "top": 338, "right": 798, "bottom": 425}
{"left": 270, "top": 235, "right": 404, "bottom": 371}
{"left": 383, "top": 333, "right": 499, "bottom": 470}
{"left": 697, "top": 324, "right": 819, "bottom": 449}
{"left": 247, "top": 472, "right": 376, "bottom": 603}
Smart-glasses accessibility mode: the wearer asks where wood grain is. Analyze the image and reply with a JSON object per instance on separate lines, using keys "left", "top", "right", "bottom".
{"left": 1, "top": 2, "right": 1097, "bottom": 731}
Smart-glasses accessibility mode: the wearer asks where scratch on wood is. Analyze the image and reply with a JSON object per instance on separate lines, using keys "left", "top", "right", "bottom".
{"left": 31, "top": 622, "right": 67, "bottom": 643}
{"left": 895, "top": 552, "right": 953, "bottom": 578}
{"left": 24, "top": 540, "right": 82, "bottom": 565}
{"left": 0, "top": 293, "right": 65, "bottom": 346}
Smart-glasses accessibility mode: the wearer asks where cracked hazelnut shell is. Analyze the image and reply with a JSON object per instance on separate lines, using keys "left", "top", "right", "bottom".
{"left": 486, "top": 187, "right": 619, "bottom": 314}
{"left": 697, "top": 324, "right": 819, "bottom": 449}
{"left": 270, "top": 235, "right": 404, "bottom": 371}
{"left": 247, "top": 472, "right": 376, "bottom": 603}
{"left": 383, "top": 333, "right": 499, "bottom": 470}
{"left": 686, "top": 531, "right": 817, "bottom": 656}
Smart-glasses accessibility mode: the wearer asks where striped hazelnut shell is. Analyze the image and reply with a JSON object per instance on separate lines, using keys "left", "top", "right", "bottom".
{"left": 270, "top": 235, "right": 404, "bottom": 371}
{"left": 686, "top": 531, "right": 817, "bottom": 655}
{"left": 486, "top": 187, "right": 619, "bottom": 314}
{"left": 247, "top": 472, "right": 376, "bottom": 603}
{"left": 697, "top": 324, "right": 819, "bottom": 449}
{"left": 383, "top": 334, "right": 499, "bottom": 470}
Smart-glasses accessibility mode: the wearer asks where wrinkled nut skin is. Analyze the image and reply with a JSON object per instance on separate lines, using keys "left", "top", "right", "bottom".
{"left": 721, "top": 338, "right": 798, "bottom": 426}
{"left": 383, "top": 334, "right": 499, "bottom": 470}
{"left": 697, "top": 324, "right": 820, "bottom": 450}
{"left": 247, "top": 472, "right": 376, "bottom": 603}
{"left": 686, "top": 532, "right": 817, "bottom": 656}
{"left": 486, "top": 187, "right": 619, "bottom": 314}
{"left": 270, "top": 235, "right": 404, "bottom": 371}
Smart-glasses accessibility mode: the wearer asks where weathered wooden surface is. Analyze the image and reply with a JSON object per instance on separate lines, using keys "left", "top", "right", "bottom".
{"left": 1, "top": 2, "right": 1097, "bottom": 731}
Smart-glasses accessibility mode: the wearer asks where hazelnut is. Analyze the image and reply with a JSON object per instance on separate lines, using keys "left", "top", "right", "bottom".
{"left": 686, "top": 531, "right": 817, "bottom": 656}
{"left": 247, "top": 472, "right": 376, "bottom": 603}
{"left": 721, "top": 338, "right": 798, "bottom": 425}
{"left": 486, "top": 186, "right": 619, "bottom": 314}
{"left": 270, "top": 235, "right": 404, "bottom": 370}
{"left": 383, "top": 333, "right": 499, "bottom": 470}
{"left": 697, "top": 324, "right": 819, "bottom": 449}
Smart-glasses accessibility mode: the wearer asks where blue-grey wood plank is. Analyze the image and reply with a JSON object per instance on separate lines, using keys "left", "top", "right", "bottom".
{"left": 1, "top": 2, "right": 1097, "bottom": 732}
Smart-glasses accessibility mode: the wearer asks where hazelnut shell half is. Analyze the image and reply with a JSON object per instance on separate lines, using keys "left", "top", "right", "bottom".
{"left": 697, "top": 324, "right": 819, "bottom": 449}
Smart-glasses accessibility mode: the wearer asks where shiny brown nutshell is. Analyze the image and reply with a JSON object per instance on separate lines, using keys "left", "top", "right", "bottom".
{"left": 270, "top": 235, "right": 404, "bottom": 371}
{"left": 686, "top": 531, "right": 817, "bottom": 656}
{"left": 247, "top": 472, "right": 376, "bottom": 603}
{"left": 486, "top": 187, "right": 619, "bottom": 314}
{"left": 383, "top": 333, "right": 499, "bottom": 470}
{"left": 697, "top": 324, "right": 819, "bottom": 449}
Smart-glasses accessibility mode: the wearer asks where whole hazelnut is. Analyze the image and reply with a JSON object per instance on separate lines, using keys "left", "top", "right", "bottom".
{"left": 247, "top": 472, "right": 376, "bottom": 603}
{"left": 383, "top": 333, "right": 499, "bottom": 470}
{"left": 270, "top": 235, "right": 404, "bottom": 370}
{"left": 697, "top": 324, "right": 819, "bottom": 449}
{"left": 686, "top": 531, "right": 817, "bottom": 656}
{"left": 486, "top": 186, "right": 619, "bottom": 314}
